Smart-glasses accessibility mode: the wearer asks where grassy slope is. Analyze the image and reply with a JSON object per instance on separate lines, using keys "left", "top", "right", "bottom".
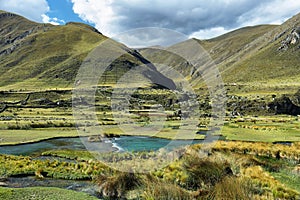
{"left": 0, "top": 12, "right": 106, "bottom": 89}
{"left": 139, "top": 25, "right": 277, "bottom": 95}
{"left": 139, "top": 25, "right": 276, "bottom": 76}
{"left": 220, "top": 13, "right": 300, "bottom": 80}
{"left": 213, "top": 13, "right": 300, "bottom": 96}
{"left": 196, "top": 25, "right": 277, "bottom": 65}
{"left": 0, "top": 11, "right": 175, "bottom": 91}
{"left": 140, "top": 13, "right": 300, "bottom": 97}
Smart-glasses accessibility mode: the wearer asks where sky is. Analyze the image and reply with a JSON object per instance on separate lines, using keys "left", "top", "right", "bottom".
{"left": 1, "top": 0, "right": 300, "bottom": 45}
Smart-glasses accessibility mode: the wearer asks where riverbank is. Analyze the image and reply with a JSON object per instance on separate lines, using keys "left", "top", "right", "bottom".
{"left": 0, "top": 140, "right": 299, "bottom": 199}
{"left": 1, "top": 114, "right": 300, "bottom": 147}
{"left": 0, "top": 136, "right": 205, "bottom": 156}
{"left": 0, "top": 127, "right": 206, "bottom": 147}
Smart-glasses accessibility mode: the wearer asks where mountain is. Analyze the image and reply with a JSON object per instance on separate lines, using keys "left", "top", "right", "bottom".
{"left": 0, "top": 11, "right": 175, "bottom": 90}
{"left": 220, "top": 13, "right": 300, "bottom": 84}
{"left": 139, "top": 25, "right": 276, "bottom": 77}
{"left": 139, "top": 13, "right": 300, "bottom": 96}
{"left": 1, "top": 10, "right": 300, "bottom": 97}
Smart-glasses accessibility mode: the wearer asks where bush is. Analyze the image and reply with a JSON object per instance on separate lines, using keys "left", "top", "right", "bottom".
{"left": 182, "top": 154, "right": 232, "bottom": 190}
{"left": 141, "top": 176, "right": 193, "bottom": 200}
{"left": 96, "top": 171, "right": 140, "bottom": 199}
{"left": 210, "top": 177, "right": 254, "bottom": 199}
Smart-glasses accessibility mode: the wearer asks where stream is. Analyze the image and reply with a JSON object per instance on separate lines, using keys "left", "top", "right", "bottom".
{"left": 0, "top": 136, "right": 201, "bottom": 156}
{"left": 0, "top": 136, "right": 202, "bottom": 198}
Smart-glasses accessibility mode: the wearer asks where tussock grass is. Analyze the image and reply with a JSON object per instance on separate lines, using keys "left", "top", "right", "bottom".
{"left": 0, "top": 140, "right": 299, "bottom": 199}
{"left": 0, "top": 154, "right": 106, "bottom": 180}
{"left": 95, "top": 171, "right": 140, "bottom": 199}
{"left": 210, "top": 177, "right": 255, "bottom": 199}
{"left": 141, "top": 175, "right": 193, "bottom": 200}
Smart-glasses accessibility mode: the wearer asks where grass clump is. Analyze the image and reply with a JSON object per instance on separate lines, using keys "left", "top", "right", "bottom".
{"left": 182, "top": 154, "right": 232, "bottom": 190}
{"left": 0, "top": 154, "right": 106, "bottom": 180}
{"left": 41, "top": 149, "right": 94, "bottom": 161}
{"left": 141, "top": 175, "right": 193, "bottom": 200}
{"left": 210, "top": 177, "right": 255, "bottom": 199}
{"left": 95, "top": 171, "right": 140, "bottom": 199}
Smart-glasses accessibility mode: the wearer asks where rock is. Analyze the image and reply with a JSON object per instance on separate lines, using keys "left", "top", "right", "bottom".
{"left": 88, "top": 135, "right": 102, "bottom": 142}
{"left": 80, "top": 187, "right": 99, "bottom": 198}
{"left": 0, "top": 182, "right": 8, "bottom": 187}
{"left": 0, "top": 12, "right": 17, "bottom": 18}
{"left": 278, "top": 27, "right": 300, "bottom": 50}
{"left": 0, "top": 177, "right": 7, "bottom": 182}
{"left": 273, "top": 30, "right": 286, "bottom": 41}
{"left": 268, "top": 96, "right": 300, "bottom": 116}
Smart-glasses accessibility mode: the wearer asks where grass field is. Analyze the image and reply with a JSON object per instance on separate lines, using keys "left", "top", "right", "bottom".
{"left": 0, "top": 87, "right": 298, "bottom": 199}
{"left": 0, "top": 141, "right": 298, "bottom": 199}
{"left": 1, "top": 10, "right": 300, "bottom": 199}
{"left": 0, "top": 86, "right": 299, "bottom": 145}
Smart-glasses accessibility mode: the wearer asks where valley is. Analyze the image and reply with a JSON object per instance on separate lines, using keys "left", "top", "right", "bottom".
{"left": 0, "top": 10, "right": 299, "bottom": 199}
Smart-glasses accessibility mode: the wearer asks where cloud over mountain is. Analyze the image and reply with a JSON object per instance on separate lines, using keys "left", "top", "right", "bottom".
{"left": 0, "top": 0, "right": 49, "bottom": 22}
{"left": 71, "top": 0, "right": 300, "bottom": 39}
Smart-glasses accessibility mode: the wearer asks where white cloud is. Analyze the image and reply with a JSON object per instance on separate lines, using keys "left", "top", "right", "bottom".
{"left": 0, "top": 0, "right": 49, "bottom": 22}
{"left": 70, "top": 0, "right": 300, "bottom": 40}
{"left": 113, "top": 28, "right": 188, "bottom": 48}
{"left": 71, "top": 0, "right": 118, "bottom": 35}
{"left": 238, "top": 0, "right": 300, "bottom": 27}
{"left": 42, "top": 14, "right": 65, "bottom": 25}
{"left": 189, "top": 27, "right": 235, "bottom": 39}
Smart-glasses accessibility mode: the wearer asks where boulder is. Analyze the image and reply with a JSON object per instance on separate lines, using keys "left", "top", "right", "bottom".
{"left": 268, "top": 96, "right": 300, "bottom": 116}
{"left": 278, "top": 27, "right": 300, "bottom": 50}
{"left": 0, "top": 182, "right": 8, "bottom": 187}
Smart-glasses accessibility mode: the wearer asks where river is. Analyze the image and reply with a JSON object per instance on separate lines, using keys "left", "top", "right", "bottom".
{"left": 0, "top": 136, "right": 202, "bottom": 156}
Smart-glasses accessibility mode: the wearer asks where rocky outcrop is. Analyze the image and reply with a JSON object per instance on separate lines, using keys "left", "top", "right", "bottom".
{"left": 0, "top": 12, "right": 17, "bottom": 18}
{"left": 268, "top": 96, "right": 300, "bottom": 116}
{"left": 278, "top": 27, "right": 300, "bottom": 50}
{"left": 0, "top": 11, "right": 52, "bottom": 56}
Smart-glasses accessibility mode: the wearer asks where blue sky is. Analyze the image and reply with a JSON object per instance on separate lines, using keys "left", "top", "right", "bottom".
{"left": 1, "top": 0, "right": 300, "bottom": 41}
{"left": 46, "top": 0, "right": 93, "bottom": 26}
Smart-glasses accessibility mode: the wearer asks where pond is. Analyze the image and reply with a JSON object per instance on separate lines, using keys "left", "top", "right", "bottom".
{"left": 0, "top": 136, "right": 202, "bottom": 156}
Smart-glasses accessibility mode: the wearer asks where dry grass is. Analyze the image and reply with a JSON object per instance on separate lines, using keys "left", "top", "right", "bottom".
{"left": 141, "top": 175, "right": 193, "bottom": 200}
{"left": 210, "top": 141, "right": 300, "bottom": 161}
{"left": 95, "top": 171, "right": 140, "bottom": 199}
{"left": 210, "top": 177, "right": 255, "bottom": 200}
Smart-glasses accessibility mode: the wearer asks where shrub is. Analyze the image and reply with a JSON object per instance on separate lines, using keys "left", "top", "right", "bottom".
{"left": 182, "top": 154, "right": 232, "bottom": 190}
{"left": 210, "top": 177, "right": 254, "bottom": 199}
{"left": 141, "top": 176, "right": 193, "bottom": 200}
{"left": 95, "top": 171, "right": 140, "bottom": 199}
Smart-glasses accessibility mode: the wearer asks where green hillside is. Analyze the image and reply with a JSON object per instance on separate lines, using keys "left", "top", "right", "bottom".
{"left": 220, "top": 13, "right": 300, "bottom": 95}
{"left": 0, "top": 11, "right": 174, "bottom": 90}
{"left": 0, "top": 11, "right": 105, "bottom": 89}
{"left": 139, "top": 13, "right": 300, "bottom": 97}
{"left": 139, "top": 25, "right": 277, "bottom": 87}
{"left": 196, "top": 25, "right": 277, "bottom": 65}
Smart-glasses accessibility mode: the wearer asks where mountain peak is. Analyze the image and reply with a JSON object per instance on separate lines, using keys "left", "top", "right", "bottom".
{"left": 66, "top": 22, "right": 102, "bottom": 35}
{"left": 0, "top": 10, "right": 30, "bottom": 20}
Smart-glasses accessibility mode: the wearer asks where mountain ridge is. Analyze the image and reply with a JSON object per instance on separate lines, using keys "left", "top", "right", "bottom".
{"left": 0, "top": 11, "right": 175, "bottom": 90}
{"left": 139, "top": 12, "right": 300, "bottom": 96}
{"left": 1, "top": 10, "right": 300, "bottom": 96}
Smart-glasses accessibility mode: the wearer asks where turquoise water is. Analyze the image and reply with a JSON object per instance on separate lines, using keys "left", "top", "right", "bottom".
{"left": 0, "top": 136, "right": 202, "bottom": 156}
{"left": 112, "top": 136, "right": 199, "bottom": 151}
